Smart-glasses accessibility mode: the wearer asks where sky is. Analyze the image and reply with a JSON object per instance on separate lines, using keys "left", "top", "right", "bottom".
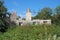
{"left": 4, "top": 0, "right": 60, "bottom": 18}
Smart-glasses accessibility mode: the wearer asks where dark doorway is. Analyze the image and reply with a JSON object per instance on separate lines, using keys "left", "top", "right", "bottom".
{"left": 33, "top": 22, "right": 36, "bottom": 25}
{"left": 19, "top": 22, "right": 22, "bottom": 26}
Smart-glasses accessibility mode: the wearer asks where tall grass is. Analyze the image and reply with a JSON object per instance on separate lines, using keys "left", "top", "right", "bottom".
{"left": 0, "top": 24, "right": 60, "bottom": 40}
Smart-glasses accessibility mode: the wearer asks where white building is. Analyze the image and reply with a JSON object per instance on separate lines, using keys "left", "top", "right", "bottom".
{"left": 26, "top": 8, "right": 32, "bottom": 22}
{"left": 10, "top": 8, "right": 51, "bottom": 26}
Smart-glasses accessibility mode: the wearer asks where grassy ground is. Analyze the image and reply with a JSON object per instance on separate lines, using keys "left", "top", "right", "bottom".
{"left": 0, "top": 24, "right": 60, "bottom": 40}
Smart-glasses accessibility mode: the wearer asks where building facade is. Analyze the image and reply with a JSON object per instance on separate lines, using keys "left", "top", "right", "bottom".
{"left": 10, "top": 8, "right": 51, "bottom": 26}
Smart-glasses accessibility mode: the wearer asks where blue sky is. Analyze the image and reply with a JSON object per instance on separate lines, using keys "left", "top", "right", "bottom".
{"left": 4, "top": 0, "right": 60, "bottom": 18}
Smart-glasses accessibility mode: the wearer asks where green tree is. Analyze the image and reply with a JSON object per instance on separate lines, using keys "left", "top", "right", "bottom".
{"left": 52, "top": 6, "right": 60, "bottom": 24}
{"left": 34, "top": 7, "right": 52, "bottom": 19}
{"left": 55, "top": 6, "right": 60, "bottom": 14}
{"left": 0, "top": 1, "right": 8, "bottom": 32}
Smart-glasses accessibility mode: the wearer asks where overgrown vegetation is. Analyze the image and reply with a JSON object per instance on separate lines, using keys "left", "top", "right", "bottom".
{"left": 0, "top": 0, "right": 60, "bottom": 40}
{"left": 0, "top": 25, "right": 60, "bottom": 40}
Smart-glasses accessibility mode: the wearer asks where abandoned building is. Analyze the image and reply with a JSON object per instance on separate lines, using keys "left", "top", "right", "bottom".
{"left": 10, "top": 8, "right": 51, "bottom": 26}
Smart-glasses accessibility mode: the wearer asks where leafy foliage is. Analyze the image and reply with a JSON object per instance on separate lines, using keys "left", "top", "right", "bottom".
{"left": 0, "top": 25, "right": 60, "bottom": 40}
{"left": 55, "top": 6, "right": 60, "bottom": 14}
{"left": 0, "top": 1, "right": 9, "bottom": 32}
{"left": 52, "top": 6, "right": 60, "bottom": 24}
{"left": 33, "top": 7, "right": 52, "bottom": 19}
